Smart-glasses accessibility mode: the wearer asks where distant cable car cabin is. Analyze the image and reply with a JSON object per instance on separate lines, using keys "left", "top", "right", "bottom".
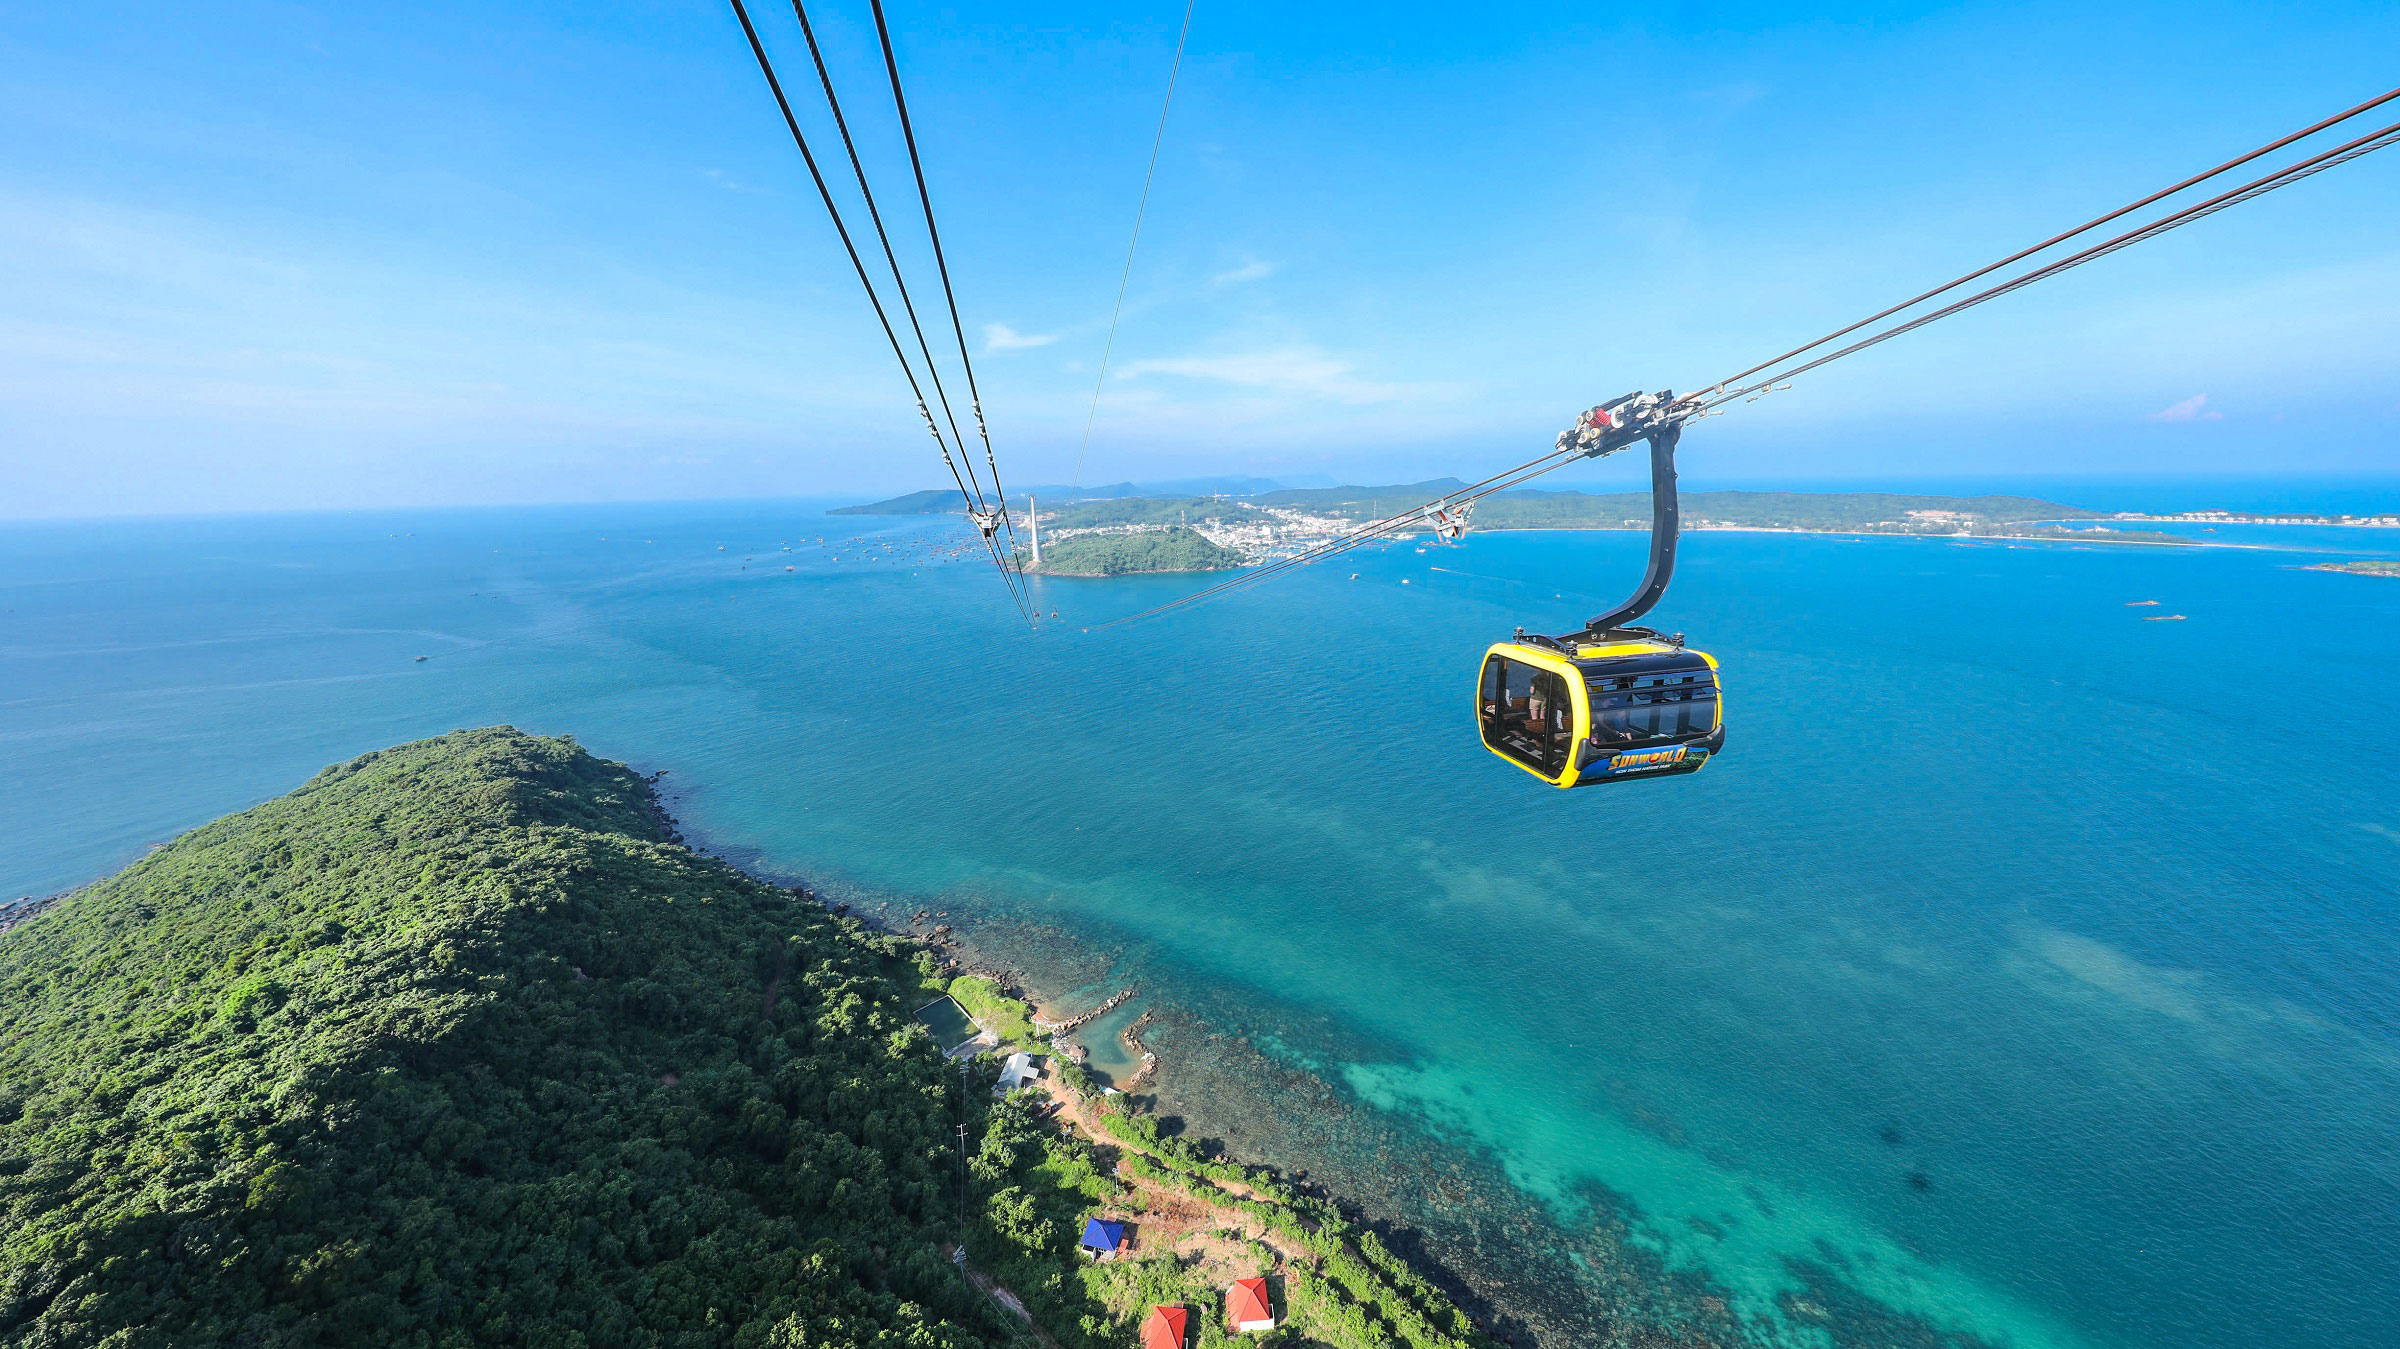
{"left": 1476, "top": 401, "right": 1724, "bottom": 787}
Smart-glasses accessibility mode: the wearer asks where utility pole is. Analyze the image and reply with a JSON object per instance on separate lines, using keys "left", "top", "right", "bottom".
{"left": 1029, "top": 494, "right": 1041, "bottom": 567}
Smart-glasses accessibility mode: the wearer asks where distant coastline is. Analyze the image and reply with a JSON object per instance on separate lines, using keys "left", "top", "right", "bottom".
{"left": 837, "top": 484, "right": 2400, "bottom": 575}
{"left": 1473, "top": 522, "right": 2209, "bottom": 546}
{"left": 835, "top": 477, "right": 2400, "bottom": 571}
{"left": 844, "top": 485, "right": 2236, "bottom": 573}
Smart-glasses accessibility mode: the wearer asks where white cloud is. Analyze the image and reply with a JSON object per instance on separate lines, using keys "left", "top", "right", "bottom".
{"left": 1115, "top": 346, "right": 1416, "bottom": 405}
{"left": 2147, "top": 393, "right": 2223, "bottom": 422}
{"left": 699, "top": 168, "right": 762, "bottom": 195}
{"left": 982, "top": 322, "right": 1058, "bottom": 352}
{"left": 1211, "top": 258, "right": 1274, "bottom": 286}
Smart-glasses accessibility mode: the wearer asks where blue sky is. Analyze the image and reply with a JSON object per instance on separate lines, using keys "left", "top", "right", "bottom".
{"left": 2, "top": 1, "right": 2395, "bottom": 518}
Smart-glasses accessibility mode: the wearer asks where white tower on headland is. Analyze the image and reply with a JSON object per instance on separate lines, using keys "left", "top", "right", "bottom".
{"left": 1029, "top": 495, "right": 1040, "bottom": 566}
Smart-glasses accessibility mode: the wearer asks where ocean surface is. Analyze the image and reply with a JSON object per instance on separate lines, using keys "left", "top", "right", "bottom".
{"left": 5, "top": 493, "right": 2398, "bottom": 1348}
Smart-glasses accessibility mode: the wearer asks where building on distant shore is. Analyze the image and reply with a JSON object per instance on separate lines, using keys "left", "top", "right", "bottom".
{"left": 1227, "top": 1277, "right": 1276, "bottom": 1332}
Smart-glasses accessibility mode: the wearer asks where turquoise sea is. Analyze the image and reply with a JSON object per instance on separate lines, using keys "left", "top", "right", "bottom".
{"left": 5, "top": 493, "right": 2398, "bottom": 1348}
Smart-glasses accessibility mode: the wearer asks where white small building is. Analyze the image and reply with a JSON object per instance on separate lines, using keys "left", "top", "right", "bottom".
{"left": 996, "top": 1051, "right": 1043, "bottom": 1093}
{"left": 1228, "top": 1277, "right": 1276, "bottom": 1333}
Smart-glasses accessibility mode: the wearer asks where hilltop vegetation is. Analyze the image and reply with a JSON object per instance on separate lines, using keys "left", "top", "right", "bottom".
{"left": 0, "top": 729, "right": 1493, "bottom": 1349}
{"left": 0, "top": 729, "right": 1022, "bottom": 1348}
{"left": 1028, "top": 528, "right": 1246, "bottom": 576}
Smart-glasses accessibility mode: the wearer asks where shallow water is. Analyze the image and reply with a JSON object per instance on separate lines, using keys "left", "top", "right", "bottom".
{"left": 1073, "top": 997, "right": 1149, "bottom": 1087}
{"left": 4, "top": 498, "right": 2396, "bottom": 1348}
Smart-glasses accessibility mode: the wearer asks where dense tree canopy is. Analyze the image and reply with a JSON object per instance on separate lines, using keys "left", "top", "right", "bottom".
{"left": 1, "top": 728, "right": 1503, "bottom": 1349}
{"left": 1029, "top": 529, "right": 1246, "bottom": 577}
{"left": 0, "top": 729, "right": 1025, "bottom": 1348}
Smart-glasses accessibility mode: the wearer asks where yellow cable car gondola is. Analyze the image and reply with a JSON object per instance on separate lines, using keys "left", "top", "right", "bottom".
{"left": 1477, "top": 400, "right": 1725, "bottom": 787}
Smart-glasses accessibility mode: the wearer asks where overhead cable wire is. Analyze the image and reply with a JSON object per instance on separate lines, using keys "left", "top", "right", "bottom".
{"left": 1699, "top": 84, "right": 2400, "bottom": 400}
{"left": 1090, "top": 440, "right": 1599, "bottom": 629}
{"left": 726, "top": 0, "right": 1034, "bottom": 624}
{"left": 1701, "top": 115, "right": 2400, "bottom": 410}
{"left": 866, "top": 0, "right": 1033, "bottom": 578}
{"left": 1093, "top": 421, "right": 1741, "bottom": 629}
{"left": 1096, "top": 97, "right": 2400, "bottom": 632}
{"left": 1071, "top": 0, "right": 1198, "bottom": 488}
{"left": 789, "top": 0, "right": 986, "bottom": 511}
{"left": 1086, "top": 464, "right": 1557, "bottom": 630}
{"left": 788, "top": 0, "right": 1036, "bottom": 618}
{"left": 1128, "top": 106, "right": 2400, "bottom": 632}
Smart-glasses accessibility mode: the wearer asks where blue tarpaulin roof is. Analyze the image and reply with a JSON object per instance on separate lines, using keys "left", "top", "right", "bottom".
{"left": 1079, "top": 1218, "right": 1125, "bottom": 1251}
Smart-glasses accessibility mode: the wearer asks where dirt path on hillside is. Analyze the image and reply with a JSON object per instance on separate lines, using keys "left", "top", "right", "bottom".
{"left": 1040, "top": 1082, "right": 1317, "bottom": 1272}
{"left": 951, "top": 1247, "right": 1061, "bottom": 1349}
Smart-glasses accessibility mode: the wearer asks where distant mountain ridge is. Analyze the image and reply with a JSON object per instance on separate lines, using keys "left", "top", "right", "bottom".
{"left": 831, "top": 476, "right": 1301, "bottom": 514}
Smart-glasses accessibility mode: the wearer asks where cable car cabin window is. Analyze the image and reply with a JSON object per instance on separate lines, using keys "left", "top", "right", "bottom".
{"left": 1481, "top": 656, "right": 1575, "bottom": 776}
{"left": 1586, "top": 669, "right": 1717, "bottom": 747}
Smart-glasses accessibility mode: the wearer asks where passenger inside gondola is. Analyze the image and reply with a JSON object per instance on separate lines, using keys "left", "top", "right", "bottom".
{"left": 1482, "top": 656, "right": 1573, "bottom": 773}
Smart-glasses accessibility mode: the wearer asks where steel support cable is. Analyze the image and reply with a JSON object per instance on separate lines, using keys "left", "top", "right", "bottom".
{"left": 1089, "top": 440, "right": 1604, "bottom": 629}
{"left": 1101, "top": 117, "right": 2400, "bottom": 631}
{"left": 727, "top": 0, "right": 1034, "bottom": 623}
{"left": 1700, "top": 116, "right": 2400, "bottom": 411}
{"left": 1105, "top": 420, "right": 1689, "bottom": 626}
{"left": 1205, "top": 114, "right": 2400, "bottom": 607}
{"left": 1092, "top": 444, "right": 1612, "bottom": 627}
{"left": 1071, "top": 0, "right": 1198, "bottom": 488}
{"left": 1086, "top": 462, "right": 1570, "bottom": 630}
{"left": 1699, "top": 84, "right": 2400, "bottom": 400}
{"left": 789, "top": 0, "right": 986, "bottom": 511}
{"left": 865, "top": 0, "right": 1031, "bottom": 578}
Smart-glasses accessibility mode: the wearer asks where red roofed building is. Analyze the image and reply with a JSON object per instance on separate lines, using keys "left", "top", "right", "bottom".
{"left": 1141, "top": 1305, "right": 1188, "bottom": 1349}
{"left": 1227, "top": 1277, "right": 1276, "bottom": 1332}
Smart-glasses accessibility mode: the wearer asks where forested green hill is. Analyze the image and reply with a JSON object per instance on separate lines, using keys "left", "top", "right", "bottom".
{"left": 1, "top": 730, "right": 1499, "bottom": 1349}
{"left": 1029, "top": 528, "right": 1246, "bottom": 576}
{"left": 0, "top": 730, "right": 1024, "bottom": 1348}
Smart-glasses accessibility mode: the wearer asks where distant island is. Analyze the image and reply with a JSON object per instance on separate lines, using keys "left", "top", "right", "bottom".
{"left": 1027, "top": 525, "right": 1246, "bottom": 576}
{"left": 0, "top": 729, "right": 1496, "bottom": 1349}
{"left": 2302, "top": 559, "right": 2400, "bottom": 577}
{"left": 838, "top": 483, "right": 2211, "bottom": 573}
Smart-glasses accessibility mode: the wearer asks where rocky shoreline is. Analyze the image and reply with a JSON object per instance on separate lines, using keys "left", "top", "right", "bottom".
{"left": 642, "top": 780, "right": 1525, "bottom": 1342}
{"left": 0, "top": 892, "right": 62, "bottom": 938}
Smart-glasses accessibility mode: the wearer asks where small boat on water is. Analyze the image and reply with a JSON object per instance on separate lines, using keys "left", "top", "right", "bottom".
{"left": 2143, "top": 614, "right": 2187, "bottom": 622}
